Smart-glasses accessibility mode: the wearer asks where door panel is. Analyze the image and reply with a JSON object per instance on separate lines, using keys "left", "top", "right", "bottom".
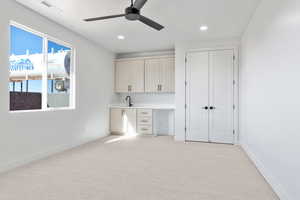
{"left": 145, "top": 59, "right": 160, "bottom": 92}
{"left": 110, "top": 108, "right": 125, "bottom": 134}
{"left": 115, "top": 61, "right": 130, "bottom": 93}
{"left": 161, "top": 58, "right": 175, "bottom": 93}
{"left": 129, "top": 60, "right": 145, "bottom": 93}
{"left": 209, "top": 50, "right": 234, "bottom": 144}
{"left": 124, "top": 109, "right": 137, "bottom": 135}
{"left": 186, "top": 52, "right": 209, "bottom": 142}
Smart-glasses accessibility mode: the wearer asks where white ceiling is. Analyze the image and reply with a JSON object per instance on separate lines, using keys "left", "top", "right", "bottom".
{"left": 16, "top": 0, "right": 261, "bottom": 53}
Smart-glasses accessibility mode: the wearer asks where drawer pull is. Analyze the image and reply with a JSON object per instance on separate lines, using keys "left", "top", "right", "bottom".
{"left": 141, "top": 112, "right": 148, "bottom": 114}
{"left": 141, "top": 120, "right": 148, "bottom": 123}
{"left": 141, "top": 128, "right": 149, "bottom": 131}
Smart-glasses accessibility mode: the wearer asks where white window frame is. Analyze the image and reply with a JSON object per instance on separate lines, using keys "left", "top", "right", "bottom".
{"left": 9, "top": 21, "right": 76, "bottom": 113}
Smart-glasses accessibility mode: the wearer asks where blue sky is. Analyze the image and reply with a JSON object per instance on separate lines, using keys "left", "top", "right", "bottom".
{"left": 10, "top": 25, "right": 70, "bottom": 55}
{"left": 10, "top": 25, "right": 70, "bottom": 93}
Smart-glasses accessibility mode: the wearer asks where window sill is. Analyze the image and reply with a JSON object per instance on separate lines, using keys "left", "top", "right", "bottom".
{"left": 9, "top": 107, "right": 75, "bottom": 114}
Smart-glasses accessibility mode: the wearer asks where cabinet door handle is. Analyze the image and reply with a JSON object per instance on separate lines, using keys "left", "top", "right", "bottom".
{"left": 128, "top": 85, "right": 132, "bottom": 92}
{"left": 157, "top": 84, "right": 162, "bottom": 91}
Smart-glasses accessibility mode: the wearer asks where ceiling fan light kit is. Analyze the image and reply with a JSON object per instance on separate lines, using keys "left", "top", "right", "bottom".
{"left": 84, "top": 0, "right": 164, "bottom": 31}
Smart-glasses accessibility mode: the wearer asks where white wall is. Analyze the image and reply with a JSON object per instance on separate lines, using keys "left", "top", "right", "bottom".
{"left": 0, "top": 0, "right": 115, "bottom": 172}
{"left": 175, "top": 39, "right": 240, "bottom": 141}
{"left": 240, "top": 0, "right": 300, "bottom": 199}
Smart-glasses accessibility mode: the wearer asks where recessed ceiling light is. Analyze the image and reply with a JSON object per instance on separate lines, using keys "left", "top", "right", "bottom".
{"left": 200, "top": 25, "right": 208, "bottom": 31}
{"left": 117, "top": 35, "right": 125, "bottom": 40}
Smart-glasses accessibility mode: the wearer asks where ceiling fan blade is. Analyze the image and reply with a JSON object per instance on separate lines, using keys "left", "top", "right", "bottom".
{"left": 139, "top": 15, "right": 164, "bottom": 31}
{"left": 133, "top": 0, "right": 147, "bottom": 9}
{"left": 84, "top": 14, "right": 125, "bottom": 22}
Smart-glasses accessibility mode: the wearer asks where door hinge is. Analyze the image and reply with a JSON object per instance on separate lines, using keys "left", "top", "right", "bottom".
{"left": 233, "top": 130, "right": 235, "bottom": 135}
{"left": 233, "top": 80, "right": 236, "bottom": 85}
{"left": 233, "top": 105, "right": 236, "bottom": 110}
{"left": 185, "top": 81, "right": 188, "bottom": 86}
{"left": 185, "top": 127, "right": 187, "bottom": 132}
{"left": 185, "top": 104, "right": 187, "bottom": 109}
{"left": 185, "top": 57, "right": 187, "bottom": 63}
{"left": 233, "top": 55, "right": 236, "bottom": 61}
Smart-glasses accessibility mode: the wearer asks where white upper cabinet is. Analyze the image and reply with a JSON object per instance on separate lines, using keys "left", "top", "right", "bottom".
{"left": 115, "top": 59, "right": 145, "bottom": 93}
{"left": 145, "top": 59, "right": 161, "bottom": 92}
{"left": 160, "top": 57, "right": 175, "bottom": 93}
{"left": 145, "top": 57, "right": 175, "bottom": 93}
{"left": 115, "top": 56, "right": 175, "bottom": 93}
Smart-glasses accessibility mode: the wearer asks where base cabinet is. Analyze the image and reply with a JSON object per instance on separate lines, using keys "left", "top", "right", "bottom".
{"left": 110, "top": 108, "right": 153, "bottom": 135}
{"left": 110, "top": 108, "right": 137, "bottom": 135}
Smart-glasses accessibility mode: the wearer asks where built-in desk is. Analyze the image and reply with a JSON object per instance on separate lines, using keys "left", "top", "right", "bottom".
{"left": 109, "top": 104, "right": 175, "bottom": 136}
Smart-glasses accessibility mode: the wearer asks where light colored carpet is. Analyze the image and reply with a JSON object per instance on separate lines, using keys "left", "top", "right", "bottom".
{"left": 0, "top": 136, "right": 278, "bottom": 200}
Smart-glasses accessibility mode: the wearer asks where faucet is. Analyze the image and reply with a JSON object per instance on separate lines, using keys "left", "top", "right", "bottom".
{"left": 125, "top": 95, "right": 133, "bottom": 107}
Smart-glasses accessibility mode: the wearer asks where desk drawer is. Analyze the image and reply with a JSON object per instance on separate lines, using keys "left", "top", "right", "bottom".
{"left": 137, "top": 109, "right": 152, "bottom": 117}
{"left": 138, "top": 116, "right": 152, "bottom": 125}
{"left": 137, "top": 125, "right": 152, "bottom": 135}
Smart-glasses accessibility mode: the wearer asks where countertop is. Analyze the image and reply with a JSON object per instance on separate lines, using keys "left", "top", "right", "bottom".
{"left": 109, "top": 104, "right": 175, "bottom": 110}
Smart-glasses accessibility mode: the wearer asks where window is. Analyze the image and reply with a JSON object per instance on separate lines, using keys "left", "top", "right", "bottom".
{"left": 9, "top": 22, "right": 75, "bottom": 111}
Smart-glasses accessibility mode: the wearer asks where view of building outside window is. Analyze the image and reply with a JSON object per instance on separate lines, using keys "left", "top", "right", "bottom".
{"left": 47, "top": 40, "right": 71, "bottom": 108}
{"left": 9, "top": 24, "right": 74, "bottom": 111}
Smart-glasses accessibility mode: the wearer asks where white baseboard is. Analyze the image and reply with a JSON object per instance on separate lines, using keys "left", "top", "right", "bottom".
{"left": 241, "top": 143, "right": 292, "bottom": 200}
{"left": 0, "top": 133, "right": 109, "bottom": 174}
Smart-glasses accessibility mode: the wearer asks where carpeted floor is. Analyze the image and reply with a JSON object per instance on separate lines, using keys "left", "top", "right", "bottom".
{"left": 0, "top": 136, "right": 278, "bottom": 200}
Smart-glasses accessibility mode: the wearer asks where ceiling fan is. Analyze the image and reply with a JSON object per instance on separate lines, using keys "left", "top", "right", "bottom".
{"left": 83, "top": 0, "right": 164, "bottom": 31}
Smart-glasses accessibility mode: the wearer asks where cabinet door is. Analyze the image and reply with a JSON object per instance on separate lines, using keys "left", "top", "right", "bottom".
{"left": 160, "top": 57, "right": 175, "bottom": 93}
{"left": 115, "top": 60, "right": 144, "bottom": 93}
{"left": 110, "top": 108, "right": 125, "bottom": 134}
{"left": 129, "top": 60, "right": 145, "bottom": 93}
{"left": 124, "top": 109, "right": 137, "bottom": 135}
{"left": 115, "top": 61, "right": 130, "bottom": 93}
{"left": 145, "top": 59, "right": 161, "bottom": 92}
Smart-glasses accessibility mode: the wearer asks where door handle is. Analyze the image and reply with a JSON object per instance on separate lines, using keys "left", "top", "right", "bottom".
{"left": 202, "top": 106, "right": 209, "bottom": 110}
{"left": 209, "top": 106, "right": 216, "bottom": 110}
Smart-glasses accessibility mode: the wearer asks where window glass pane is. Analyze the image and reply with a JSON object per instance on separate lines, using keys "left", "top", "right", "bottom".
{"left": 47, "top": 40, "right": 71, "bottom": 108}
{"left": 9, "top": 25, "right": 43, "bottom": 111}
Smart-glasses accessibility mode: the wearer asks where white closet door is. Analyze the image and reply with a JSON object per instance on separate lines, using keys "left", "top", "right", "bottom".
{"left": 186, "top": 52, "right": 209, "bottom": 142}
{"left": 209, "top": 50, "right": 234, "bottom": 144}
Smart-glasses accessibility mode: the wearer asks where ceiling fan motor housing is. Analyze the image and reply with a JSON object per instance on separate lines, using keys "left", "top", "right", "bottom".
{"left": 125, "top": 7, "right": 140, "bottom": 20}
